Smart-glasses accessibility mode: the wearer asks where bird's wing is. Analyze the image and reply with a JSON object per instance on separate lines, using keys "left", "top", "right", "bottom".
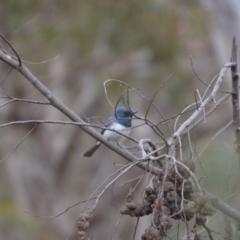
{"left": 101, "top": 115, "right": 116, "bottom": 133}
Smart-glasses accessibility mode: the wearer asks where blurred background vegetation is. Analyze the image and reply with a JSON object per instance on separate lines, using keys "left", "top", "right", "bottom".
{"left": 0, "top": 0, "right": 240, "bottom": 239}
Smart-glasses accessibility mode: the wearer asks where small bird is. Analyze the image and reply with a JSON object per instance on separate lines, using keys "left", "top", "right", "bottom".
{"left": 83, "top": 107, "right": 137, "bottom": 157}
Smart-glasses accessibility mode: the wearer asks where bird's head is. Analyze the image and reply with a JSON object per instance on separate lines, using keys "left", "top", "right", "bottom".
{"left": 115, "top": 107, "right": 137, "bottom": 127}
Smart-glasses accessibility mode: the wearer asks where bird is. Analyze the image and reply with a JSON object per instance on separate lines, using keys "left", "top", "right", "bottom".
{"left": 83, "top": 107, "right": 137, "bottom": 157}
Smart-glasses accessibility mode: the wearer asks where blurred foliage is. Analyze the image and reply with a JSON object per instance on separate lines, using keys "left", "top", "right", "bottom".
{"left": 1, "top": 0, "right": 210, "bottom": 73}
{"left": 0, "top": 198, "right": 53, "bottom": 240}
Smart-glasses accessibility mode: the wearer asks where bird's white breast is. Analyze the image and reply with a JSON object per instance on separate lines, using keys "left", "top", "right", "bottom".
{"left": 104, "top": 123, "right": 131, "bottom": 143}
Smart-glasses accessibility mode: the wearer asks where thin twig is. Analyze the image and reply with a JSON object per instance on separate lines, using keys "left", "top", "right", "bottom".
{"left": 133, "top": 217, "right": 140, "bottom": 240}
{"left": 0, "top": 67, "right": 13, "bottom": 87}
{"left": 198, "top": 120, "right": 233, "bottom": 158}
{"left": 0, "top": 98, "right": 50, "bottom": 109}
{"left": 189, "top": 50, "right": 229, "bottom": 94}
{"left": 0, "top": 119, "right": 138, "bottom": 143}
{"left": 110, "top": 214, "right": 122, "bottom": 240}
{"left": 24, "top": 197, "right": 97, "bottom": 219}
{"left": 0, "top": 124, "right": 38, "bottom": 163}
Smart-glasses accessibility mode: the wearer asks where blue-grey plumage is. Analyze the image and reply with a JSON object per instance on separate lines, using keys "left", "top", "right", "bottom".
{"left": 83, "top": 107, "right": 137, "bottom": 157}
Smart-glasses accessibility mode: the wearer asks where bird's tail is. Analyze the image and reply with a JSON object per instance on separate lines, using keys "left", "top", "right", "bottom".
{"left": 83, "top": 142, "right": 101, "bottom": 157}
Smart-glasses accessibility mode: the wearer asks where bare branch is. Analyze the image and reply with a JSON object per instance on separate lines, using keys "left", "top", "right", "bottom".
{"left": 0, "top": 33, "right": 22, "bottom": 66}
{"left": 171, "top": 62, "right": 235, "bottom": 142}
{"left": 206, "top": 191, "right": 240, "bottom": 222}
{"left": 230, "top": 37, "right": 240, "bottom": 165}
